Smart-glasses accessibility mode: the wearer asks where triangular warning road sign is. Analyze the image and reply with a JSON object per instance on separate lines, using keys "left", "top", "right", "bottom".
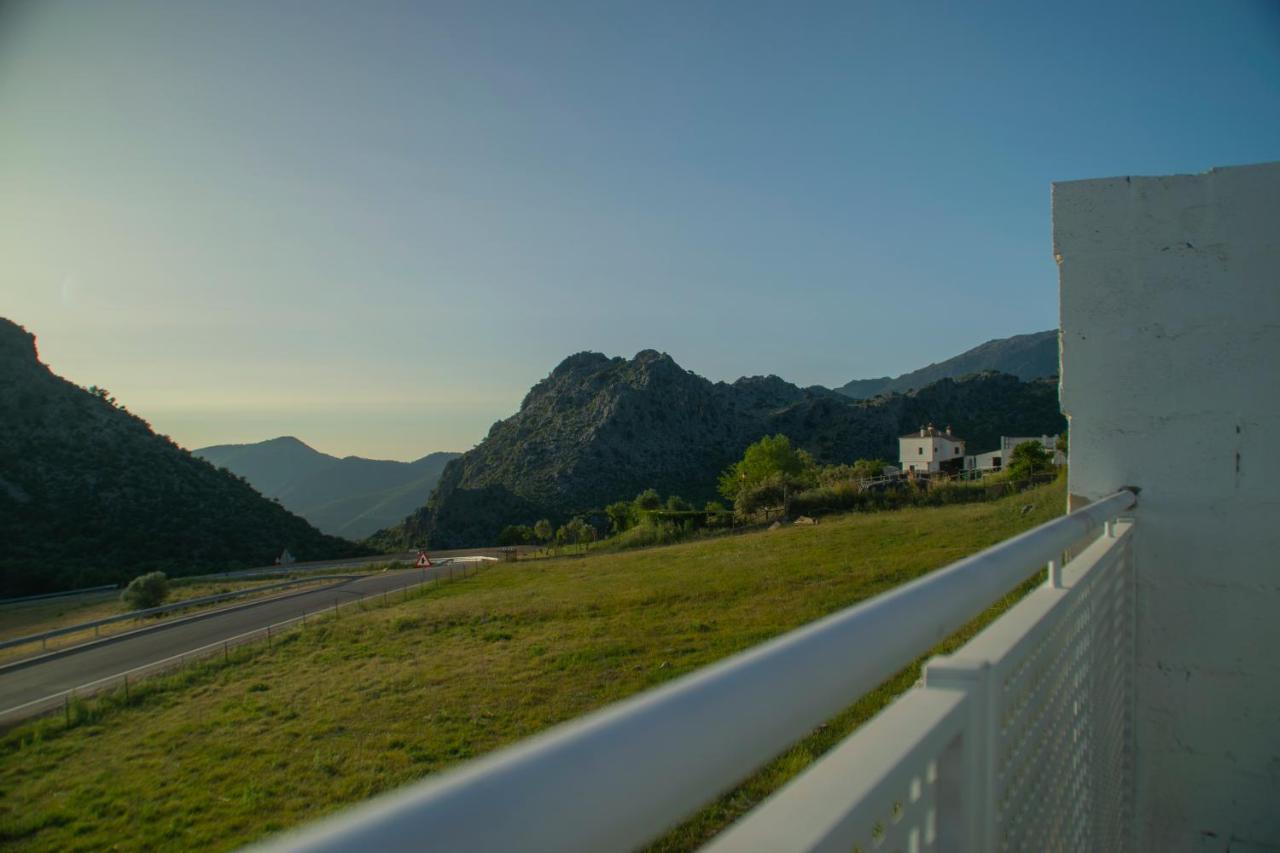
{"left": 415, "top": 551, "right": 432, "bottom": 568}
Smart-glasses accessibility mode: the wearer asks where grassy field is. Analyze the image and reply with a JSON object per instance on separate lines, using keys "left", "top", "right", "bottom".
{"left": 0, "top": 478, "right": 1065, "bottom": 851}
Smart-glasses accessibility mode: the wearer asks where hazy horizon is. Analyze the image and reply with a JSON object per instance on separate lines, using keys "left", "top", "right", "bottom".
{"left": 4, "top": 1, "right": 1278, "bottom": 460}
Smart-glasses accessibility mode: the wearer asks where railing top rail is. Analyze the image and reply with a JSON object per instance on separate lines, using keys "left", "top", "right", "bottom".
{"left": 254, "top": 489, "right": 1136, "bottom": 853}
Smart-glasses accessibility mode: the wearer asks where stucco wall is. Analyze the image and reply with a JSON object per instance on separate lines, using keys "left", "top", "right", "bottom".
{"left": 1054, "top": 162, "right": 1280, "bottom": 851}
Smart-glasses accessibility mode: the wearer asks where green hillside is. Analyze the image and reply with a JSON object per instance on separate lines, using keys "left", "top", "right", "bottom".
{"left": 0, "top": 318, "right": 371, "bottom": 595}
{"left": 2, "top": 478, "right": 1066, "bottom": 850}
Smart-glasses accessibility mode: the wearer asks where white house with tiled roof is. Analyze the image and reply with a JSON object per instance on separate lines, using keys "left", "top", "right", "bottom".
{"left": 898, "top": 424, "right": 965, "bottom": 474}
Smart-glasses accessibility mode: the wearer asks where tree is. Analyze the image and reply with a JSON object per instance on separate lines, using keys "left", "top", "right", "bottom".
{"left": 665, "top": 494, "right": 692, "bottom": 512}
{"left": 818, "top": 458, "right": 891, "bottom": 486}
{"left": 718, "top": 434, "right": 817, "bottom": 502}
{"left": 634, "top": 488, "right": 662, "bottom": 511}
{"left": 557, "top": 517, "right": 592, "bottom": 546}
{"left": 1006, "top": 441, "right": 1054, "bottom": 482}
{"left": 850, "top": 458, "right": 891, "bottom": 481}
{"left": 735, "top": 474, "right": 788, "bottom": 515}
{"left": 497, "top": 525, "right": 533, "bottom": 546}
{"left": 605, "top": 501, "right": 637, "bottom": 534}
{"left": 121, "top": 571, "right": 169, "bottom": 610}
{"left": 533, "top": 519, "right": 553, "bottom": 543}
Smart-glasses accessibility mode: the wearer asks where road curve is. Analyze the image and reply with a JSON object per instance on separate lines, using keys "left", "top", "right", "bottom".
{"left": 0, "top": 563, "right": 470, "bottom": 720}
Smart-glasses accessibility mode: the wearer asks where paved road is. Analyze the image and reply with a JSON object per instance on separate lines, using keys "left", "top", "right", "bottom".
{"left": 0, "top": 562, "right": 476, "bottom": 720}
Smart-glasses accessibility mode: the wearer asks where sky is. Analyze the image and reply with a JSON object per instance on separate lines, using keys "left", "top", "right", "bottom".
{"left": 2, "top": 1, "right": 1278, "bottom": 460}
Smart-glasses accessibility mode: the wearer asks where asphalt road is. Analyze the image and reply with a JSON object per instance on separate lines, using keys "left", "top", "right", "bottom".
{"left": 0, "top": 562, "right": 473, "bottom": 720}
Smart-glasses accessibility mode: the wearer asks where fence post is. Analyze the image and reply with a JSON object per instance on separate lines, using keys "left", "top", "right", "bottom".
{"left": 1046, "top": 558, "right": 1064, "bottom": 588}
{"left": 924, "top": 655, "right": 996, "bottom": 850}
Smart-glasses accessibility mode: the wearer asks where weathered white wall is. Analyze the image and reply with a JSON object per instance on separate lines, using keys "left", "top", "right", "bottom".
{"left": 1055, "top": 162, "right": 1280, "bottom": 851}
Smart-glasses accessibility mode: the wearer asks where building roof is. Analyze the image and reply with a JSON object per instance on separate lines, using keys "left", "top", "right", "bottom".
{"left": 900, "top": 425, "right": 964, "bottom": 442}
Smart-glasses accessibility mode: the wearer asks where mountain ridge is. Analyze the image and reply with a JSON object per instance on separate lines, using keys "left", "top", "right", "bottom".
{"left": 194, "top": 439, "right": 460, "bottom": 540}
{"left": 389, "top": 348, "right": 1065, "bottom": 548}
{"left": 834, "top": 330, "right": 1058, "bottom": 399}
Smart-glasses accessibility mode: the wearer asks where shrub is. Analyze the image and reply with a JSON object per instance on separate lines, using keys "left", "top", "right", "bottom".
{"left": 121, "top": 571, "right": 169, "bottom": 611}
{"left": 609, "top": 517, "right": 684, "bottom": 550}
{"left": 633, "top": 489, "right": 662, "bottom": 511}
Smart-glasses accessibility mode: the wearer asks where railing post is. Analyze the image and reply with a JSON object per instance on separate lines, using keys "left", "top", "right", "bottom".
{"left": 1047, "top": 557, "right": 1063, "bottom": 588}
{"left": 924, "top": 656, "right": 996, "bottom": 851}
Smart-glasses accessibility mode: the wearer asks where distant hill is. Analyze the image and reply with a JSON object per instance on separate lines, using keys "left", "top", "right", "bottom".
{"left": 834, "top": 330, "right": 1058, "bottom": 399}
{"left": 384, "top": 349, "right": 1065, "bottom": 549}
{"left": 0, "top": 318, "right": 370, "bottom": 596}
{"left": 195, "top": 439, "right": 459, "bottom": 540}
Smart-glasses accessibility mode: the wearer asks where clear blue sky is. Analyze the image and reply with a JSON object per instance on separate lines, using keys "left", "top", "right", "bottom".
{"left": 3, "top": 0, "right": 1277, "bottom": 459}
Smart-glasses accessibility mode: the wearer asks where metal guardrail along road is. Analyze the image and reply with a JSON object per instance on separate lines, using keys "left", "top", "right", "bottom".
{"left": 0, "top": 560, "right": 494, "bottom": 729}
{"left": 0, "top": 575, "right": 360, "bottom": 654}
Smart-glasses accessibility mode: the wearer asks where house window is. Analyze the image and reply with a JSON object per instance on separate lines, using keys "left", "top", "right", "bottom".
{"left": 955, "top": 447, "right": 960, "bottom": 454}
{"left": 918, "top": 447, "right": 923, "bottom": 455}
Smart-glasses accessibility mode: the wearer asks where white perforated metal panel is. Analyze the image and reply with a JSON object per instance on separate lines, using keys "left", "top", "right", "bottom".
{"left": 993, "top": 526, "right": 1134, "bottom": 852}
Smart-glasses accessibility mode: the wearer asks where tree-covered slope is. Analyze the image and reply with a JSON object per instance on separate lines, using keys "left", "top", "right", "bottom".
{"left": 389, "top": 349, "right": 1065, "bottom": 548}
{"left": 0, "top": 318, "right": 370, "bottom": 595}
{"left": 834, "top": 330, "right": 1058, "bottom": 399}
{"left": 195, "top": 439, "right": 459, "bottom": 539}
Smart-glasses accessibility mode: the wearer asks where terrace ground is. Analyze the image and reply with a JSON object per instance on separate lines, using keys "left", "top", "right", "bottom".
{"left": 0, "top": 477, "right": 1065, "bottom": 851}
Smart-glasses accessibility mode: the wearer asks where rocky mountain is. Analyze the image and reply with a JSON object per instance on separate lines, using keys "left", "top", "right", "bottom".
{"left": 390, "top": 349, "right": 1065, "bottom": 548}
{"left": 0, "top": 318, "right": 371, "bottom": 596}
{"left": 834, "top": 330, "right": 1058, "bottom": 399}
{"left": 195, "top": 438, "right": 459, "bottom": 540}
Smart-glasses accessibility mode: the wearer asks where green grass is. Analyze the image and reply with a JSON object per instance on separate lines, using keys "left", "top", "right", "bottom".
{"left": 0, "top": 479, "right": 1065, "bottom": 851}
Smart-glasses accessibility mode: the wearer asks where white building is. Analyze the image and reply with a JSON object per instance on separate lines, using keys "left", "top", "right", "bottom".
{"left": 965, "top": 449, "right": 1004, "bottom": 472}
{"left": 1000, "top": 433, "right": 1065, "bottom": 464}
{"left": 964, "top": 433, "right": 1066, "bottom": 472}
{"left": 898, "top": 424, "right": 965, "bottom": 474}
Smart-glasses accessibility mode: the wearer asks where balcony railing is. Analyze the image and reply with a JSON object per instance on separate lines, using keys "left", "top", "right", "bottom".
{"left": 255, "top": 489, "right": 1137, "bottom": 853}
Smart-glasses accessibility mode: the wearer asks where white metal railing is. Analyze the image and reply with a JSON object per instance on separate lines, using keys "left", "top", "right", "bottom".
{"left": 253, "top": 489, "right": 1136, "bottom": 853}
{"left": 708, "top": 519, "right": 1135, "bottom": 852}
